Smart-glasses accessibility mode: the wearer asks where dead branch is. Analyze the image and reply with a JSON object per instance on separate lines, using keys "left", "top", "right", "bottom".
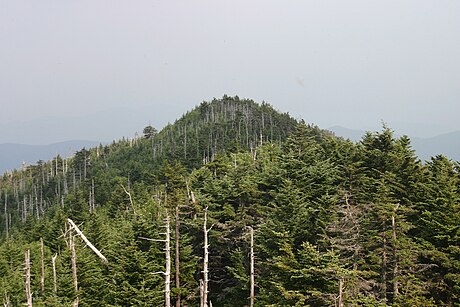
{"left": 67, "top": 219, "right": 108, "bottom": 264}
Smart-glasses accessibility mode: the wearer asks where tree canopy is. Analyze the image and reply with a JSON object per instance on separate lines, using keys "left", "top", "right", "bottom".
{"left": 0, "top": 96, "right": 458, "bottom": 306}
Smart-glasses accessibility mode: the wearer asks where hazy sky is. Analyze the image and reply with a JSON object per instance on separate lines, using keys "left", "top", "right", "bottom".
{"left": 1, "top": 0, "right": 459, "bottom": 144}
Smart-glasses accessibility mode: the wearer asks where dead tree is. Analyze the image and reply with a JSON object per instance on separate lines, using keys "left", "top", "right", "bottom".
{"left": 70, "top": 235, "right": 78, "bottom": 307}
{"left": 52, "top": 254, "right": 58, "bottom": 293}
{"left": 40, "top": 238, "right": 45, "bottom": 298}
{"left": 65, "top": 219, "right": 109, "bottom": 306}
{"left": 88, "top": 179, "right": 96, "bottom": 213}
{"left": 121, "top": 184, "right": 136, "bottom": 215}
{"left": 66, "top": 219, "right": 108, "bottom": 263}
{"left": 25, "top": 250, "right": 32, "bottom": 307}
{"left": 381, "top": 223, "right": 388, "bottom": 302}
{"left": 159, "top": 212, "right": 172, "bottom": 307}
{"left": 91, "top": 179, "right": 95, "bottom": 211}
{"left": 392, "top": 204, "right": 400, "bottom": 299}
{"left": 4, "top": 192, "right": 8, "bottom": 239}
{"left": 202, "top": 207, "right": 212, "bottom": 307}
{"left": 3, "top": 293, "right": 11, "bottom": 307}
{"left": 199, "top": 279, "right": 204, "bottom": 307}
{"left": 175, "top": 203, "right": 181, "bottom": 307}
{"left": 249, "top": 226, "right": 255, "bottom": 307}
{"left": 141, "top": 211, "right": 171, "bottom": 307}
{"left": 338, "top": 278, "right": 344, "bottom": 307}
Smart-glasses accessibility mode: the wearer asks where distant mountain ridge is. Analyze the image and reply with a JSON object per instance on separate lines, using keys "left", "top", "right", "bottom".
{"left": 329, "top": 125, "right": 460, "bottom": 162}
{"left": 0, "top": 140, "right": 102, "bottom": 173}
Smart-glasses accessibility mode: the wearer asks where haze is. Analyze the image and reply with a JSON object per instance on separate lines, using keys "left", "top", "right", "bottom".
{"left": 1, "top": 0, "right": 459, "bottom": 144}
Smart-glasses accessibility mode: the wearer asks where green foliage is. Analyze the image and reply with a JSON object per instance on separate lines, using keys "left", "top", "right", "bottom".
{"left": 0, "top": 99, "right": 458, "bottom": 306}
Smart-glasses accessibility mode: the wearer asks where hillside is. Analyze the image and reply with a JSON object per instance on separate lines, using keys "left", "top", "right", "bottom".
{"left": 0, "top": 96, "right": 458, "bottom": 306}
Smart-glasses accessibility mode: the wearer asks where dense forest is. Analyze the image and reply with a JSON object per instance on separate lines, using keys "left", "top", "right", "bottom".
{"left": 0, "top": 96, "right": 459, "bottom": 306}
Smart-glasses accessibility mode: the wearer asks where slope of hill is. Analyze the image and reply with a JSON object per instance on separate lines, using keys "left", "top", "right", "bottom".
{"left": 0, "top": 97, "right": 458, "bottom": 306}
{"left": 91, "top": 96, "right": 302, "bottom": 182}
{"left": 0, "top": 140, "right": 103, "bottom": 173}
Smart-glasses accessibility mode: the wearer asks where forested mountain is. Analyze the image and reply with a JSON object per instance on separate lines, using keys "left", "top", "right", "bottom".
{"left": 0, "top": 96, "right": 459, "bottom": 306}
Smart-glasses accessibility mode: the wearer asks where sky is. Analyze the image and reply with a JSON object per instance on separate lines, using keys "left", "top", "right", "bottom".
{"left": 1, "top": 0, "right": 459, "bottom": 144}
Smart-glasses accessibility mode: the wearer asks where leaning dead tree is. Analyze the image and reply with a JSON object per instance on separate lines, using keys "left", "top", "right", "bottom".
{"left": 66, "top": 219, "right": 108, "bottom": 263}
{"left": 120, "top": 183, "right": 137, "bottom": 215}
{"left": 65, "top": 218, "right": 108, "bottom": 306}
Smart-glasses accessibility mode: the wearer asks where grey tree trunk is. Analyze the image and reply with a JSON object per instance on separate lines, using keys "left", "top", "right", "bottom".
{"left": 249, "top": 227, "right": 255, "bottom": 307}
{"left": 338, "top": 278, "right": 344, "bottom": 307}
{"left": 70, "top": 236, "right": 79, "bottom": 307}
{"left": 52, "top": 254, "right": 58, "bottom": 293}
{"left": 25, "top": 250, "right": 32, "bottom": 307}
{"left": 175, "top": 204, "right": 181, "bottom": 307}
{"left": 67, "top": 219, "right": 108, "bottom": 263}
{"left": 165, "top": 213, "right": 171, "bottom": 307}
{"left": 392, "top": 205, "right": 400, "bottom": 299}
{"left": 381, "top": 224, "right": 388, "bottom": 302}
{"left": 40, "top": 238, "right": 45, "bottom": 297}
{"left": 203, "top": 208, "right": 210, "bottom": 307}
{"left": 200, "top": 279, "right": 204, "bottom": 307}
{"left": 4, "top": 192, "right": 8, "bottom": 239}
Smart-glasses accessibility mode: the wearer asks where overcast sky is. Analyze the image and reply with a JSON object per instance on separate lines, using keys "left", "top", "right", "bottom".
{"left": 1, "top": 0, "right": 459, "bottom": 144}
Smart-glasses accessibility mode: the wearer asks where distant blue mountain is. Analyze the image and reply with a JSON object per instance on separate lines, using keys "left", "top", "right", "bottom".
{"left": 0, "top": 140, "right": 102, "bottom": 174}
{"left": 329, "top": 126, "right": 460, "bottom": 162}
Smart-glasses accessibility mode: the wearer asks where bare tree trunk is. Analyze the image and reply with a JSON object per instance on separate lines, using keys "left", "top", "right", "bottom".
{"left": 121, "top": 184, "right": 136, "bottom": 215}
{"left": 338, "top": 278, "right": 344, "bottom": 307}
{"left": 381, "top": 224, "right": 388, "bottom": 302}
{"left": 67, "top": 219, "right": 108, "bottom": 263}
{"left": 70, "top": 235, "right": 79, "bottom": 307}
{"left": 91, "top": 179, "right": 95, "bottom": 212}
{"left": 165, "top": 213, "right": 171, "bottom": 307}
{"left": 184, "top": 125, "right": 187, "bottom": 159}
{"left": 4, "top": 192, "right": 8, "bottom": 239}
{"left": 249, "top": 227, "right": 255, "bottom": 307}
{"left": 63, "top": 164, "right": 68, "bottom": 195}
{"left": 52, "top": 254, "right": 58, "bottom": 293}
{"left": 3, "top": 293, "right": 11, "bottom": 307}
{"left": 392, "top": 205, "right": 399, "bottom": 300}
{"left": 88, "top": 189, "right": 92, "bottom": 213}
{"left": 22, "top": 197, "right": 26, "bottom": 223}
{"left": 40, "top": 238, "right": 45, "bottom": 298}
{"left": 25, "top": 250, "right": 32, "bottom": 307}
{"left": 203, "top": 208, "right": 210, "bottom": 307}
{"left": 200, "top": 279, "right": 204, "bottom": 307}
{"left": 4, "top": 213, "right": 7, "bottom": 240}
{"left": 175, "top": 204, "right": 181, "bottom": 307}
{"left": 72, "top": 170, "right": 76, "bottom": 193}
{"left": 83, "top": 151, "right": 87, "bottom": 180}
